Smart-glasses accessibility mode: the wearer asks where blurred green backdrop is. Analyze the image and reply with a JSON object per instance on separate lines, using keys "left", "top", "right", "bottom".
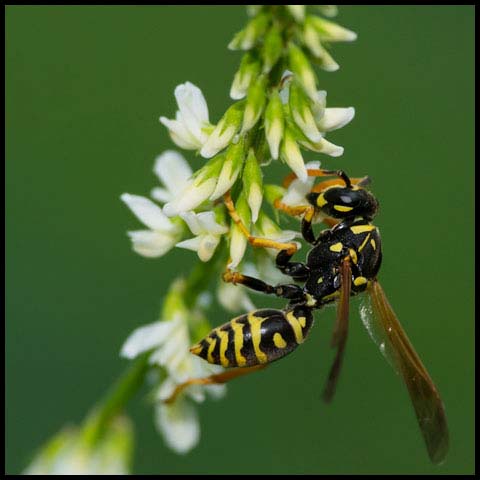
{"left": 6, "top": 5, "right": 474, "bottom": 475}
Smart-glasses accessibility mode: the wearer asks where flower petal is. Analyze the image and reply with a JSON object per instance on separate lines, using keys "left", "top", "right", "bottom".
{"left": 198, "top": 234, "right": 220, "bottom": 262}
{"left": 120, "top": 321, "right": 176, "bottom": 359}
{"left": 175, "top": 82, "right": 209, "bottom": 125}
{"left": 159, "top": 116, "right": 198, "bottom": 150}
{"left": 180, "top": 211, "right": 204, "bottom": 236}
{"left": 176, "top": 236, "right": 202, "bottom": 253}
{"left": 150, "top": 187, "right": 171, "bottom": 203}
{"left": 154, "top": 397, "right": 200, "bottom": 455}
{"left": 317, "top": 107, "right": 355, "bottom": 132}
{"left": 196, "top": 211, "right": 228, "bottom": 235}
{"left": 121, "top": 194, "right": 174, "bottom": 231}
{"left": 126, "top": 230, "right": 177, "bottom": 258}
{"left": 153, "top": 151, "right": 193, "bottom": 197}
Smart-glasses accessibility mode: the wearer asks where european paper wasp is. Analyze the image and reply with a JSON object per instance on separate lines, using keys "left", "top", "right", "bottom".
{"left": 166, "top": 168, "right": 449, "bottom": 464}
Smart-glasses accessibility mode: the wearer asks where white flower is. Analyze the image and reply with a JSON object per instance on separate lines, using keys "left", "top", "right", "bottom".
{"left": 176, "top": 211, "right": 228, "bottom": 262}
{"left": 151, "top": 150, "right": 193, "bottom": 204}
{"left": 160, "top": 82, "right": 213, "bottom": 151}
{"left": 121, "top": 308, "right": 225, "bottom": 454}
{"left": 121, "top": 194, "right": 181, "bottom": 258}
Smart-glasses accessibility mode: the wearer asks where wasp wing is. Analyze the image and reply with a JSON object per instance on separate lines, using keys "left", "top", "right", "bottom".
{"left": 322, "top": 257, "right": 351, "bottom": 403}
{"left": 361, "top": 280, "right": 449, "bottom": 464}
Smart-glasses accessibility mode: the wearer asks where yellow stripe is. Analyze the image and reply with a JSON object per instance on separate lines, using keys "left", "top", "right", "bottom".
{"left": 190, "top": 343, "right": 203, "bottom": 355}
{"left": 350, "top": 224, "right": 376, "bottom": 235}
{"left": 286, "top": 311, "right": 304, "bottom": 344}
{"left": 231, "top": 319, "right": 246, "bottom": 367}
{"left": 317, "top": 194, "right": 327, "bottom": 208}
{"left": 329, "top": 242, "right": 343, "bottom": 253}
{"left": 349, "top": 248, "right": 358, "bottom": 264}
{"left": 358, "top": 233, "right": 371, "bottom": 252}
{"left": 248, "top": 313, "right": 268, "bottom": 364}
{"left": 206, "top": 337, "right": 216, "bottom": 364}
{"left": 216, "top": 329, "right": 230, "bottom": 367}
{"left": 334, "top": 204, "right": 353, "bottom": 212}
{"left": 273, "top": 333, "right": 287, "bottom": 349}
{"left": 370, "top": 238, "right": 376, "bottom": 250}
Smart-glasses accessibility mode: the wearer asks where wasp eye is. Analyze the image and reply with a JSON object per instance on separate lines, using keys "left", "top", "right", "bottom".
{"left": 340, "top": 195, "right": 353, "bottom": 204}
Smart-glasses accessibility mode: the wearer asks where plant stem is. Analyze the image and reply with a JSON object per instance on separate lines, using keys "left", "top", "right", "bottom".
{"left": 79, "top": 247, "right": 226, "bottom": 446}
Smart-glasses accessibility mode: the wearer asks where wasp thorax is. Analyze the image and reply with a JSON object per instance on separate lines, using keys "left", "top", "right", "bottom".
{"left": 307, "top": 186, "right": 378, "bottom": 220}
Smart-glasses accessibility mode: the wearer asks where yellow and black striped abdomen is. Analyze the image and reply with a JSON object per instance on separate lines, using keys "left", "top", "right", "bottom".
{"left": 190, "top": 305, "right": 314, "bottom": 368}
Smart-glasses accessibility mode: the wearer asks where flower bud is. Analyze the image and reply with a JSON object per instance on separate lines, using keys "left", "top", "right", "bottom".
{"left": 288, "top": 43, "right": 318, "bottom": 101}
{"left": 280, "top": 127, "right": 307, "bottom": 181}
{"left": 210, "top": 138, "right": 245, "bottom": 200}
{"left": 228, "top": 13, "right": 270, "bottom": 51}
{"left": 200, "top": 102, "right": 245, "bottom": 159}
{"left": 303, "top": 20, "right": 339, "bottom": 72}
{"left": 261, "top": 24, "right": 283, "bottom": 73}
{"left": 229, "top": 191, "right": 251, "bottom": 269}
{"left": 289, "top": 80, "right": 322, "bottom": 143}
{"left": 307, "top": 15, "right": 357, "bottom": 42}
{"left": 286, "top": 5, "right": 305, "bottom": 23}
{"left": 264, "top": 90, "right": 284, "bottom": 160}
{"left": 242, "top": 148, "right": 263, "bottom": 223}
{"left": 241, "top": 75, "right": 267, "bottom": 134}
{"left": 163, "top": 155, "right": 224, "bottom": 216}
{"left": 230, "top": 53, "right": 261, "bottom": 100}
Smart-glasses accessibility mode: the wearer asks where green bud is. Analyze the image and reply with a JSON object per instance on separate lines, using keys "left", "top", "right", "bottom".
{"left": 210, "top": 137, "right": 246, "bottom": 200}
{"left": 230, "top": 53, "right": 261, "bottom": 100}
{"left": 242, "top": 148, "right": 263, "bottom": 223}
{"left": 286, "top": 5, "right": 306, "bottom": 23}
{"left": 229, "top": 190, "right": 251, "bottom": 268}
{"left": 264, "top": 90, "right": 284, "bottom": 160}
{"left": 288, "top": 43, "right": 318, "bottom": 101}
{"left": 303, "top": 20, "right": 339, "bottom": 72}
{"left": 261, "top": 24, "right": 283, "bottom": 73}
{"left": 280, "top": 126, "right": 307, "bottom": 182}
{"left": 200, "top": 102, "right": 245, "bottom": 159}
{"left": 289, "top": 80, "right": 322, "bottom": 143}
{"left": 228, "top": 13, "right": 270, "bottom": 51}
{"left": 307, "top": 15, "right": 357, "bottom": 42}
{"left": 242, "top": 75, "right": 267, "bottom": 133}
{"left": 192, "top": 154, "right": 225, "bottom": 186}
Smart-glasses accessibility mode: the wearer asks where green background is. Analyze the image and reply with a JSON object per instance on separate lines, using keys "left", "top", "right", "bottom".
{"left": 6, "top": 5, "right": 474, "bottom": 475}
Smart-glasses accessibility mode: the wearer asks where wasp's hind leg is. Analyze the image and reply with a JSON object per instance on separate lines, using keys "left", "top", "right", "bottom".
{"left": 164, "top": 364, "right": 268, "bottom": 404}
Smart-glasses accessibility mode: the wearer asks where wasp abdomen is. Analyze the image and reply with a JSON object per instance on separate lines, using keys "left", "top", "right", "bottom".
{"left": 190, "top": 306, "right": 314, "bottom": 368}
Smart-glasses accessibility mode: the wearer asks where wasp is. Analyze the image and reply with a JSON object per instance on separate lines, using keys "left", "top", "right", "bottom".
{"left": 165, "top": 168, "right": 449, "bottom": 464}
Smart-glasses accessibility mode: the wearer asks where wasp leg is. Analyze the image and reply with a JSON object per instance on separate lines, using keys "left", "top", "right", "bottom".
{"left": 275, "top": 250, "right": 310, "bottom": 281}
{"left": 224, "top": 191, "right": 297, "bottom": 255}
{"left": 163, "top": 364, "right": 268, "bottom": 404}
{"left": 223, "top": 270, "right": 305, "bottom": 301}
{"left": 282, "top": 168, "right": 353, "bottom": 188}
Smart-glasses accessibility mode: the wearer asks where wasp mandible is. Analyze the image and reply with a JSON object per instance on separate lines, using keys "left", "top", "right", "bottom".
{"left": 165, "top": 168, "right": 449, "bottom": 464}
